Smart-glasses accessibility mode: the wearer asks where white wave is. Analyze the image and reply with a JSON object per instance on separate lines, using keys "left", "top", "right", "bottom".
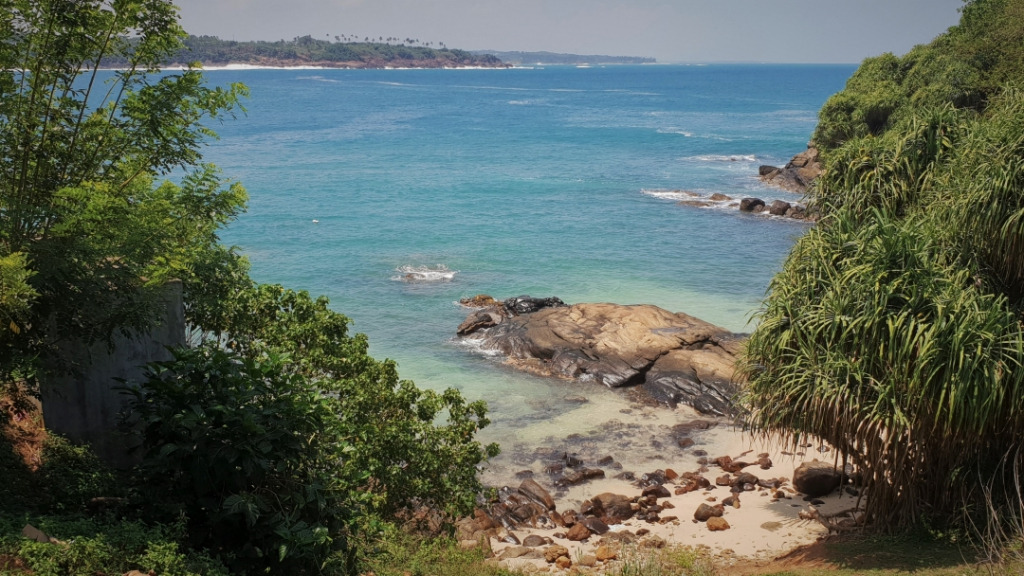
{"left": 391, "top": 264, "right": 459, "bottom": 283}
{"left": 508, "top": 100, "right": 531, "bottom": 105}
{"left": 656, "top": 128, "right": 693, "bottom": 137}
{"left": 452, "top": 336, "right": 504, "bottom": 357}
{"left": 297, "top": 75, "right": 341, "bottom": 83}
{"left": 640, "top": 189, "right": 702, "bottom": 201}
{"left": 684, "top": 154, "right": 758, "bottom": 163}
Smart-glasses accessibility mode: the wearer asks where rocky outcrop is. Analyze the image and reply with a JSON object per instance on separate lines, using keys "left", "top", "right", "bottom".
{"left": 759, "top": 146, "right": 822, "bottom": 193}
{"left": 457, "top": 298, "right": 744, "bottom": 416}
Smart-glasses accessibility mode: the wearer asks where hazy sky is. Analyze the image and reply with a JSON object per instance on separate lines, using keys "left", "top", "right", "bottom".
{"left": 175, "top": 0, "right": 966, "bottom": 63}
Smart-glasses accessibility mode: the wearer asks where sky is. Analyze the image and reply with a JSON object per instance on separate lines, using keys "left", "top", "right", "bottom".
{"left": 175, "top": 0, "right": 967, "bottom": 64}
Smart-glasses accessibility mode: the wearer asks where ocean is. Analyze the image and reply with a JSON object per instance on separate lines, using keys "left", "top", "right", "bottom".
{"left": 201, "top": 64, "right": 854, "bottom": 475}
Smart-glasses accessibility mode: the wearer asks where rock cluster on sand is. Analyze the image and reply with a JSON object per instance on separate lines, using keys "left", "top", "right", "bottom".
{"left": 456, "top": 296, "right": 745, "bottom": 416}
{"left": 458, "top": 448, "right": 862, "bottom": 570}
{"left": 759, "top": 146, "right": 822, "bottom": 193}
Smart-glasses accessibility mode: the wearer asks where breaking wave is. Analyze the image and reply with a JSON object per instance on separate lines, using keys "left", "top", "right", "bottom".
{"left": 391, "top": 264, "right": 459, "bottom": 283}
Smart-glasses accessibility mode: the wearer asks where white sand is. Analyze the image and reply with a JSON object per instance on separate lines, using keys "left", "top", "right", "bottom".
{"left": 480, "top": 402, "right": 860, "bottom": 572}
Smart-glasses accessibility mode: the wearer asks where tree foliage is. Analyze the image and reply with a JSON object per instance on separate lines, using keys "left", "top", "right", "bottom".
{"left": 0, "top": 0, "right": 248, "bottom": 384}
{"left": 743, "top": 0, "right": 1024, "bottom": 528}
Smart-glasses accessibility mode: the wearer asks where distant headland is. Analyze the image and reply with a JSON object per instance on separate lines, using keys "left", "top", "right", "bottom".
{"left": 472, "top": 50, "right": 656, "bottom": 65}
{"left": 102, "top": 35, "right": 509, "bottom": 69}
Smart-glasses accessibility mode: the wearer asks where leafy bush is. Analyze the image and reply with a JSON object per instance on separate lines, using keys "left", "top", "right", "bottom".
{"left": 122, "top": 345, "right": 363, "bottom": 573}
{"left": 0, "top": 516, "right": 228, "bottom": 576}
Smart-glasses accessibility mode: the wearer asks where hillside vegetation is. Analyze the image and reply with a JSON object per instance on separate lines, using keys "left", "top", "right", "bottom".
{"left": 102, "top": 35, "right": 506, "bottom": 68}
{"left": 743, "top": 0, "right": 1024, "bottom": 541}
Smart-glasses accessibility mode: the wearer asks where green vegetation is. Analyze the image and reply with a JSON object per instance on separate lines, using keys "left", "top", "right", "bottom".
{"left": 742, "top": 0, "right": 1024, "bottom": 538}
{"left": 0, "top": 0, "right": 497, "bottom": 574}
{"left": 101, "top": 35, "right": 505, "bottom": 68}
{"left": 471, "top": 50, "right": 655, "bottom": 65}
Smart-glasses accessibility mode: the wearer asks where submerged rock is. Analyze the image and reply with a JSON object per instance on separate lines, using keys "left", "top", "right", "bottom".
{"left": 456, "top": 300, "right": 745, "bottom": 415}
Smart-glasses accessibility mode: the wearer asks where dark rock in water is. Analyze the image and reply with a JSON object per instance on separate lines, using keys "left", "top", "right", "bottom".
{"left": 794, "top": 461, "right": 843, "bottom": 497}
{"left": 563, "top": 453, "right": 583, "bottom": 468}
{"left": 615, "top": 471, "right": 636, "bottom": 481}
{"left": 740, "top": 198, "right": 766, "bottom": 212}
{"left": 456, "top": 302, "right": 745, "bottom": 416}
{"left": 556, "top": 467, "right": 605, "bottom": 487}
{"left": 597, "top": 455, "right": 614, "bottom": 466}
{"left": 759, "top": 165, "right": 780, "bottom": 177}
{"left": 519, "top": 479, "right": 556, "bottom": 511}
{"left": 581, "top": 517, "right": 610, "bottom": 535}
{"left": 760, "top": 146, "right": 821, "bottom": 193}
{"left": 642, "top": 485, "right": 671, "bottom": 498}
{"left": 709, "top": 193, "right": 733, "bottom": 202}
{"left": 637, "top": 470, "right": 667, "bottom": 489}
{"left": 694, "top": 503, "right": 724, "bottom": 522}
{"left": 768, "top": 200, "right": 792, "bottom": 216}
{"left": 457, "top": 309, "right": 502, "bottom": 336}
{"left": 677, "top": 437, "right": 696, "bottom": 449}
{"left": 515, "top": 469, "right": 534, "bottom": 478}
{"left": 693, "top": 449, "right": 708, "bottom": 457}
{"left": 505, "top": 295, "right": 567, "bottom": 315}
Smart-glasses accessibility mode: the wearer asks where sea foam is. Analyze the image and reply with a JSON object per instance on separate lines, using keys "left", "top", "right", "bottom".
{"left": 392, "top": 264, "right": 459, "bottom": 283}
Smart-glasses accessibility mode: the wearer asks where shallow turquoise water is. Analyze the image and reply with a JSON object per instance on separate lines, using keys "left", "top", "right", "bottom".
{"left": 199, "top": 65, "right": 853, "bottom": 445}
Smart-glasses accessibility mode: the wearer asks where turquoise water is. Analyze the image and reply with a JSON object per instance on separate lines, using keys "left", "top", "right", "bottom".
{"left": 200, "top": 65, "right": 853, "bottom": 453}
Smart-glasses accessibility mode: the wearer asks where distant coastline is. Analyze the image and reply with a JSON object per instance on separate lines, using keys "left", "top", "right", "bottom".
{"left": 101, "top": 35, "right": 510, "bottom": 70}
{"left": 473, "top": 50, "right": 655, "bottom": 66}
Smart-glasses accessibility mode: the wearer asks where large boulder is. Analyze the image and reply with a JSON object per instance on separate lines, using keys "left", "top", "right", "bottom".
{"left": 518, "top": 479, "right": 555, "bottom": 511}
{"left": 593, "top": 493, "right": 635, "bottom": 523}
{"left": 760, "top": 146, "right": 821, "bottom": 193}
{"left": 768, "top": 200, "right": 792, "bottom": 216}
{"left": 793, "top": 460, "right": 843, "bottom": 497}
{"left": 739, "top": 198, "right": 765, "bottom": 212}
{"left": 456, "top": 301, "right": 745, "bottom": 415}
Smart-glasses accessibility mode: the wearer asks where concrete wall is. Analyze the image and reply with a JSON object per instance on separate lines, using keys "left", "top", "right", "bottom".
{"left": 40, "top": 281, "right": 186, "bottom": 468}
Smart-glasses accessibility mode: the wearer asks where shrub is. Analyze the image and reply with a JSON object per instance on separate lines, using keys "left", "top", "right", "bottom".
{"left": 121, "top": 345, "right": 362, "bottom": 574}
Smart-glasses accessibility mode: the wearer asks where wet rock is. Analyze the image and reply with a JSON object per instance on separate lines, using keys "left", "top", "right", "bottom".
{"left": 793, "top": 460, "right": 843, "bottom": 497}
{"left": 616, "top": 471, "right": 636, "bottom": 482}
{"left": 555, "top": 467, "right": 605, "bottom": 487}
{"left": 564, "top": 395, "right": 589, "bottom": 403}
{"left": 740, "top": 198, "right": 766, "bottom": 212}
{"left": 694, "top": 503, "right": 724, "bottom": 522}
{"left": 716, "top": 474, "right": 731, "bottom": 486}
{"left": 514, "top": 469, "right": 534, "bottom": 479}
{"left": 768, "top": 200, "right": 792, "bottom": 216}
{"left": 518, "top": 479, "right": 556, "bottom": 511}
{"left": 597, "top": 455, "right": 614, "bottom": 466}
{"left": 678, "top": 437, "right": 695, "bottom": 449}
{"left": 693, "top": 449, "right": 708, "bottom": 457}
{"left": 709, "top": 193, "right": 733, "bottom": 202}
{"left": 637, "top": 470, "right": 667, "bottom": 488}
{"left": 563, "top": 453, "right": 583, "bottom": 468}
{"left": 707, "top": 517, "right": 730, "bottom": 531}
{"left": 642, "top": 485, "right": 671, "bottom": 498}
{"left": 759, "top": 165, "right": 780, "bottom": 177}
{"left": 665, "top": 469, "right": 679, "bottom": 481}
{"left": 457, "top": 310, "right": 502, "bottom": 336}
{"left": 505, "top": 295, "right": 567, "bottom": 315}
{"left": 566, "top": 523, "right": 591, "bottom": 541}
